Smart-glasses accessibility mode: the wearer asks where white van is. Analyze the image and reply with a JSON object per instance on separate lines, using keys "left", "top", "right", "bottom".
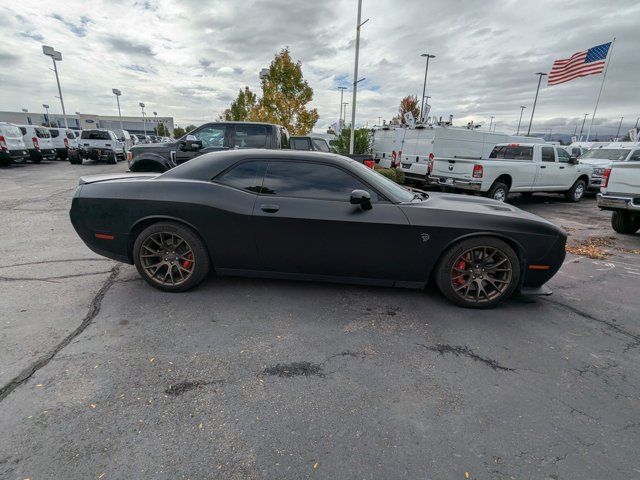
{"left": 48, "top": 128, "right": 79, "bottom": 159}
{"left": 112, "top": 129, "right": 134, "bottom": 153}
{"left": 373, "top": 125, "right": 545, "bottom": 184}
{"left": 0, "top": 122, "right": 30, "bottom": 166}
{"left": 17, "top": 125, "right": 57, "bottom": 162}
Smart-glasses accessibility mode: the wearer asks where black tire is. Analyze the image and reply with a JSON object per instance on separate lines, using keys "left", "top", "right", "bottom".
{"left": 68, "top": 154, "right": 82, "bottom": 165}
{"left": 436, "top": 236, "right": 521, "bottom": 308}
{"left": 133, "top": 222, "right": 210, "bottom": 292}
{"left": 486, "top": 182, "right": 509, "bottom": 202}
{"left": 564, "top": 178, "right": 586, "bottom": 202}
{"left": 106, "top": 151, "right": 117, "bottom": 165}
{"left": 31, "top": 152, "right": 42, "bottom": 164}
{"left": 611, "top": 211, "right": 640, "bottom": 235}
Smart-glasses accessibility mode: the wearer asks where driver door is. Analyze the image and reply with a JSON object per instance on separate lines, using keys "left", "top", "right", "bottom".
{"left": 175, "top": 124, "right": 230, "bottom": 164}
{"left": 252, "top": 159, "right": 412, "bottom": 281}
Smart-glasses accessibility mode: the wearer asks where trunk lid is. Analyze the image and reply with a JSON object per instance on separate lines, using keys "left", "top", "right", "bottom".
{"left": 79, "top": 173, "right": 159, "bottom": 185}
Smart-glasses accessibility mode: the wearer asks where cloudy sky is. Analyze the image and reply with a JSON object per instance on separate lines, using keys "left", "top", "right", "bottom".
{"left": 1, "top": 0, "right": 638, "bottom": 137}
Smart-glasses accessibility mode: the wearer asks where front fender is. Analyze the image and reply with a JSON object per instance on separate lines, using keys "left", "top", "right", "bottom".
{"left": 129, "top": 153, "right": 171, "bottom": 172}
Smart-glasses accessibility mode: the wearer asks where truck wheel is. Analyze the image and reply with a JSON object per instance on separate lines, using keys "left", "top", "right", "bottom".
{"left": 106, "top": 151, "right": 117, "bottom": 165}
{"left": 486, "top": 182, "right": 509, "bottom": 202}
{"left": 611, "top": 211, "right": 640, "bottom": 234}
{"left": 564, "top": 179, "right": 586, "bottom": 202}
{"left": 31, "top": 152, "right": 43, "bottom": 164}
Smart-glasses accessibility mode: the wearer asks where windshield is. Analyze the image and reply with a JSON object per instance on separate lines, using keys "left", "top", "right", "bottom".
{"left": 580, "top": 149, "right": 630, "bottom": 161}
{"left": 82, "top": 130, "right": 112, "bottom": 140}
{"left": 349, "top": 161, "right": 415, "bottom": 202}
{"left": 489, "top": 145, "right": 533, "bottom": 160}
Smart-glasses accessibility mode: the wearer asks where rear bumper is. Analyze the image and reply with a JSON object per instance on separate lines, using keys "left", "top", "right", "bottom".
{"left": 81, "top": 148, "right": 113, "bottom": 160}
{"left": 30, "top": 148, "right": 56, "bottom": 159}
{"left": 597, "top": 193, "right": 640, "bottom": 212}
{"left": 428, "top": 175, "right": 482, "bottom": 191}
{"left": 2, "top": 149, "right": 29, "bottom": 162}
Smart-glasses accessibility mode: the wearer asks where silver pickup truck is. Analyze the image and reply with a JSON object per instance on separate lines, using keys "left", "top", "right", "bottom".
{"left": 596, "top": 162, "right": 640, "bottom": 234}
{"left": 73, "top": 129, "right": 125, "bottom": 165}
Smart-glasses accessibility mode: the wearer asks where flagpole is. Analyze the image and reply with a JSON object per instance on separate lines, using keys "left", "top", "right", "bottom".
{"left": 585, "top": 38, "right": 615, "bottom": 142}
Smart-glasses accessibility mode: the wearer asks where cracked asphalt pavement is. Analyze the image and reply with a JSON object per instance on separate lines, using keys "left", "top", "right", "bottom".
{"left": 1, "top": 161, "right": 639, "bottom": 479}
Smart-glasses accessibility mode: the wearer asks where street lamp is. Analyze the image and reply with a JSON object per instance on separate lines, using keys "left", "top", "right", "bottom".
{"left": 420, "top": 53, "right": 436, "bottom": 122}
{"left": 42, "top": 104, "right": 50, "bottom": 126}
{"left": 337, "top": 86, "right": 347, "bottom": 127}
{"left": 516, "top": 106, "right": 526, "bottom": 135}
{"left": 139, "top": 102, "right": 147, "bottom": 136}
{"left": 615, "top": 116, "right": 624, "bottom": 140}
{"left": 489, "top": 116, "right": 494, "bottom": 131}
{"left": 42, "top": 45, "right": 68, "bottom": 128}
{"left": 342, "top": 102, "right": 349, "bottom": 127}
{"left": 578, "top": 113, "right": 589, "bottom": 141}
{"left": 526, "top": 72, "right": 547, "bottom": 136}
{"left": 112, "top": 89, "right": 123, "bottom": 130}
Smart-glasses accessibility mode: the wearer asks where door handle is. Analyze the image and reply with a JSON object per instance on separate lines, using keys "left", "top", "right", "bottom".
{"left": 540, "top": 165, "right": 546, "bottom": 169}
{"left": 559, "top": 166, "right": 565, "bottom": 169}
{"left": 260, "top": 204, "right": 280, "bottom": 213}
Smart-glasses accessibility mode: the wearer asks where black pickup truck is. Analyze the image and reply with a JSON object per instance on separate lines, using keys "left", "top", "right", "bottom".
{"left": 129, "top": 121, "right": 290, "bottom": 172}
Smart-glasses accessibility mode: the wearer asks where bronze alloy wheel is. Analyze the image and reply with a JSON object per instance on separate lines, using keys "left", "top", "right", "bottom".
{"left": 139, "top": 231, "right": 195, "bottom": 287}
{"left": 450, "top": 245, "right": 513, "bottom": 303}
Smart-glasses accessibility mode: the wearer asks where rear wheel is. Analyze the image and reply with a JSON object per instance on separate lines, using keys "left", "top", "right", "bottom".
{"left": 133, "top": 222, "right": 210, "bottom": 292}
{"left": 436, "top": 236, "right": 521, "bottom": 308}
{"left": 611, "top": 211, "right": 640, "bottom": 234}
{"left": 564, "top": 179, "right": 586, "bottom": 202}
{"left": 106, "top": 151, "right": 117, "bottom": 165}
{"left": 486, "top": 182, "right": 509, "bottom": 202}
{"left": 31, "top": 151, "right": 42, "bottom": 163}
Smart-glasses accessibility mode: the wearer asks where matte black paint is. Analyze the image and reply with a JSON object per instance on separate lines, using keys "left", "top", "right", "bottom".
{"left": 70, "top": 150, "right": 567, "bottom": 289}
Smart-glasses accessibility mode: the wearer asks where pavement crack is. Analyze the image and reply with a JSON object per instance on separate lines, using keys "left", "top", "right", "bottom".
{"left": 0, "top": 258, "right": 111, "bottom": 270}
{"left": 418, "top": 343, "right": 515, "bottom": 372}
{"left": 0, "top": 265, "right": 121, "bottom": 402}
{"left": 541, "top": 297, "right": 640, "bottom": 344}
{"left": 0, "top": 270, "right": 114, "bottom": 283}
{"left": 261, "top": 361, "right": 325, "bottom": 378}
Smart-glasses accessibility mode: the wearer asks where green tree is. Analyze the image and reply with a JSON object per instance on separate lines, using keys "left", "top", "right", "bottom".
{"left": 173, "top": 126, "right": 186, "bottom": 138}
{"left": 248, "top": 48, "right": 318, "bottom": 135}
{"left": 185, "top": 124, "right": 197, "bottom": 133}
{"left": 222, "top": 87, "right": 257, "bottom": 121}
{"left": 398, "top": 95, "right": 420, "bottom": 125}
{"left": 154, "top": 123, "right": 169, "bottom": 136}
{"left": 331, "top": 126, "right": 372, "bottom": 155}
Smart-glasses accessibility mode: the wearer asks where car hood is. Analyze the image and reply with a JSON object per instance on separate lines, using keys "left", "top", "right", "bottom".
{"left": 579, "top": 158, "right": 613, "bottom": 167}
{"left": 131, "top": 142, "right": 177, "bottom": 151}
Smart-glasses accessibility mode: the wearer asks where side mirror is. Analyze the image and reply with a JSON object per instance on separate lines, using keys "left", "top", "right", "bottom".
{"left": 350, "top": 189, "right": 372, "bottom": 210}
{"left": 569, "top": 155, "right": 578, "bottom": 164}
{"left": 182, "top": 135, "right": 202, "bottom": 151}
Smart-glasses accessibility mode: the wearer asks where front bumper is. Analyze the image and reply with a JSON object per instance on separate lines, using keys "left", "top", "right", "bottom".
{"left": 522, "top": 234, "right": 567, "bottom": 288}
{"left": 597, "top": 193, "right": 640, "bottom": 212}
{"left": 428, "top": 175, "right": 482, "bottom": 191}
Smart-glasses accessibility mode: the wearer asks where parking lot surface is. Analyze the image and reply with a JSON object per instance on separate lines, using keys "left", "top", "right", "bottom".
{"left": 1, "top": 160, "right": 639, "bottom": 479}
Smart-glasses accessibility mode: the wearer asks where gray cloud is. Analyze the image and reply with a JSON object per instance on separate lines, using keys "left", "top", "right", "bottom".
{"left": 106, "top": 36, "right": 154, "bottom": 57}
{"left": 50, "top": 14, "right": 92, "bottom": 37}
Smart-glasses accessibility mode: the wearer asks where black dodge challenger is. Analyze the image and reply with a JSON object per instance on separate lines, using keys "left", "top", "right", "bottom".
{"left": 70, "top": 150, "right": 566, "bottom": 308}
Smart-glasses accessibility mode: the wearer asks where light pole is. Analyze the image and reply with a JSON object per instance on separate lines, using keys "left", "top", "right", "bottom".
{"left": 489, "top": 116, "right": 494, "bottom": 131}
{"left": 578, "top": 113, "right": 589, "bottom": 141}
{"left": 516, "top": 106, "right": 526, "bottom": 135}
{"left": 42, "top": 45, "right": 68, "bottom": 128}
{"left": 526, "top": 72, "right": 547, "bottom": 136}
{"left": 112, "top": 89, "right": 123, "bottom": 130}
{"left": 635, "top": 117, "right": 639, "bottom": 130}
{"left": 338, "top": 86, "right": 347, "bottom": 127}
{"left": 153, "top": 111, "right": 159, "bottom": 136}
{"left": 342, "top": 102, "right": 349, "bottom": 127}
{"left": 420, "top": 53, "right": 436, "bottom": 122}
{"left": 615, "top": 116, "right": 624, "bottom": 140}
{"left": 42, "top": 104, "right": 50, "bottom": 126}
{"left": 139, "top": 102, "right": 147, "bottom": 136}
{"left": 349, "top": 0, "right": 368, "bottom": 154}
{"left": 378, "top": 116, "right": 382, "bottom": 126}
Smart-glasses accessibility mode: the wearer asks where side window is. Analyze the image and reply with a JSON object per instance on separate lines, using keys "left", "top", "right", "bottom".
{"left": 541, "top": 147, "right": 556, "bottom": 162}
{"left": 280, "top": 128, "right": 289, "bottom": 148}
{"left": 312, "top": 139, "right": 330, "bottom": 152}
{"left": 216, "top": 161, "right": 267, "bottom": 194}
{"left": 19, "top": 127, "right": 27, "bottom": 135}
{"left": 49, "top": 129, "right": 60, "bottom": 138}
{"left": 628, "top": 150, "right": 640, "bottom": 162}
{"left": 290, "top": 138, "right": 312, "bottom": 150}
{"left": 193, "top": 125, "right": 227, "bottom": 148}
{"left": 261, "top": 161, "right": 376, "bottom": 201}
{"left": 556, "top": 148, "right": 570, "bottom": 163}
{"left": 233, "top": 125, "right": 267, "bottom": 148}
{"left": 66, "top": 130, "right": 76, "bottom": 139}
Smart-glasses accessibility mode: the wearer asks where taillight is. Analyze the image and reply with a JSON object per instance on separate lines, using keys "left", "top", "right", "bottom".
{"left": 363, "top": 159, "right": 374, "bottom": 169}
{"left": 64, "top": 138, "right": 69, "bottom": 148}
{"left": 602, "top": 168, "right": 612, "bottom": 188}
{"left": 32, "top": 137, "right": 40, "bottom": 150}
{"left": 473, "top": 164, "right": 483, "bottom": 178}
{"left": 126, "top": 151, "right": 132, "bottom": 162}
{"left": 427, "top": 153, "right": 435, "bottom": 174}
{"left": 0, "top": 135, "right": 7, "bottom": 152}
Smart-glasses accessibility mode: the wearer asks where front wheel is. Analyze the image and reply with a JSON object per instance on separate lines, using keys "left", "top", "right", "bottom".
{"left": 564, "top": 179, "right": 586, "bottom": 202}
{"left": 611, "top": 211, "right": 640, "bottom": 234}
{"left": 133, "top": 222, "right": 211, "bottom": 292}
{"left": 486, "top": 182, "right": 509, "bottom": 202}
{"left": 436, "top": 236, "right": 521, "bottom": 308}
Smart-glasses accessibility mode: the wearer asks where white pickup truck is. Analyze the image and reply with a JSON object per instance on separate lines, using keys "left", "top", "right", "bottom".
{"left": 427, "top": 143, "right": 593, "bottom": 202}
{"left": 596, "top": 162, "right": 640, "bottom": 234}
{"left": 73, "top": 129, "right": 125, "bottom": 165}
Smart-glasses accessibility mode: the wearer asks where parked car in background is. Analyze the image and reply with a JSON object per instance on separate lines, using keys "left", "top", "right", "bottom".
{"left": 48, "top": 128, "right": 78, "bottom": 160}
{"left": 112, "top": 129, "right": 134, "bottom": 154}
{"left": 579, "top": 147, "right": 640, "bottom": 190}
{"left": 129, "top": 121, "right": 289, "bottom": 172}
{"left": 72, "top": 129, "right": 125, "bottom": 165}
{"left": 0, "top": 122, "right": 30, "bottom": 166}
{"left": 70, "top": 149, "right": 567, "bottom": 308}
{"left": 428, "top": 143, "right": 592, "bottom": 202}
{"left": 17, "top": 125, "right": 56, "bottom": 163}
{"left": 134, "top": 134, "right": 149, "bottom": 144}
{"left": 597, "top": 160, "right": 640, "bottom": 234}
{"left": 290, "top": 136, "right": 331, "bottom": 152}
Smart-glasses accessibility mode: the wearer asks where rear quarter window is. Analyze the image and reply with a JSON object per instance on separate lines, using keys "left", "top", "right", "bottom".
{"left": 49, "top": 129, "right": 60, "bottom": 138}
{"left": 35, "top": 128, "right": 51, "bottom": 138}
{"left": 489, "top": 146, "right": 533, "bottom": 160}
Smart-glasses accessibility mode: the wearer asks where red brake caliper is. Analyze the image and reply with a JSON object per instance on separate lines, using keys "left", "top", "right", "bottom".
{"left": 182, "top": 252, "right": 193, "bottom": 269}
{"left": 454, "top": 260, "right": 467, "bottom": 285}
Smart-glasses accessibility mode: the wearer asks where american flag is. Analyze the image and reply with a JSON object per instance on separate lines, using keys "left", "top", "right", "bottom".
{"left": 548, "top": 42, "right": 611, "bottom": 86}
